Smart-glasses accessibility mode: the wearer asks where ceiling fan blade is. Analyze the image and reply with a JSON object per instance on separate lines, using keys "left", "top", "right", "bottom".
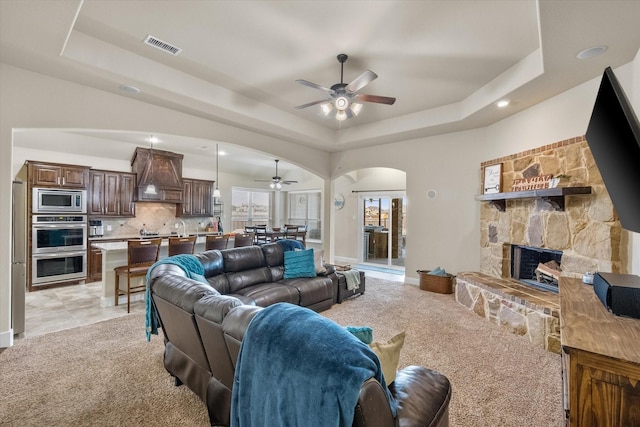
{"left": 295, "top": 99, "right": 330, "bottom": 109}
{"left": 296, "top": 79, "right": 334, "bottom": 94}
{"left": 254, "top": 179, "right": 272, "bottom": 182}
{"left": 282, "top": 180, "right": 298, "bottom": 184}
{"left": 354, "top": 93, "right": 396, "bottom": 105}
{"left": 345, "top": 70, "right": 377, "bottom": 93}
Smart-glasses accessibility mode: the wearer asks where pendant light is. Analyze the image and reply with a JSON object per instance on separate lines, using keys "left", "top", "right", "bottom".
{"left": 144, "top": 135, "right": 157, "bottom": 195}
{"left": 212, "top": 143, "right": 221, "bottom": 198}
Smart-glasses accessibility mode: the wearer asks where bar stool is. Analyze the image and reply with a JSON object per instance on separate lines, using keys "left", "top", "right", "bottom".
{"left": 168, "top": 235, "right": 197, "bottom": 256}
{"left": 205, "top": 234, "right": 229, "bottom": 250}
{"left": 233, "top": 232, "right": 255, "bottom": 247}
{"left": 114, "top": 238, "right": 162, "bottom": 313}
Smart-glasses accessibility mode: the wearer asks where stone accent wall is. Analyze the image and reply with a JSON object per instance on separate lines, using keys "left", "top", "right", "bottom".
{"left": 480, "top": 136, "right": 626, "bottom": 279}
{"left": 456, "top": 272, "right": 561, "bottom": 353}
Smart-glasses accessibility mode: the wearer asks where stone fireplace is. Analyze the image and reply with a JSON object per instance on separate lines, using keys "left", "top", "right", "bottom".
{"left": 480, "top": 136, "right": 625, "bottom": 281}
{"left": 455, "top": 136, "right": 627, "bottom": 354}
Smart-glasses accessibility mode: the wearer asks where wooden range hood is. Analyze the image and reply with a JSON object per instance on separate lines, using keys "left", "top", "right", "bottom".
{"left": 131, "top": 147, "right": 184, "bottom": 203}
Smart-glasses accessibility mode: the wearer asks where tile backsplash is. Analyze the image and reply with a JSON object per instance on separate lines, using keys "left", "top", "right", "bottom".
{"left": 99, "top": 202, "right": 216, "bottom": 237}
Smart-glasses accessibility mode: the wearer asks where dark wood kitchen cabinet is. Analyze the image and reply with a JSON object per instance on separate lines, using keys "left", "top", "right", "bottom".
{"left": 88, "top": 170, "right": 136, "bottom": 217}
{"left": 27, "top": 161, "right": 89, "bottom": 188}
{"left": 88, "top": 245, "right": 103, "bottom": 283}
{"left": 177, "top": 178, "right": 213, "bottom": 217}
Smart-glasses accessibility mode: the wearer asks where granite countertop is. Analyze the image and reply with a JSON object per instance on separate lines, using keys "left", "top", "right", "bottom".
{"left": 92, "top": 234, "right": 219, "bottom": 251}
{"left": 89, "top": 232, "right": 222, "bottom": 242}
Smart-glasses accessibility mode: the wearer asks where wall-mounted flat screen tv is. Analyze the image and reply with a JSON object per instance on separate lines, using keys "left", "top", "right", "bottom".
{"left": 585, "top": 67, "right": 640, "bottom": 234}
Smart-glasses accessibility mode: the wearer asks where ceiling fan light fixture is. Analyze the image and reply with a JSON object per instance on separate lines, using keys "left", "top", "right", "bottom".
{"left": 334, "top": 96, "right": 349, "bottom": 111}
{"left": 276, "top": 182, "right": 282, "bottom": 190}
{"left": 335, "top": 110, "right": 348, "bottom": 121}
{"left": 350, "top": 102, "right": 363, "bottom": 116}
{"left": 321, "top": 102, "right": 333, "bottom": 116}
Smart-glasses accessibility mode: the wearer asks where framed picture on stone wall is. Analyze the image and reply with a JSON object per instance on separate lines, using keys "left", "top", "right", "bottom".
{"left": 483, "top": 163, "right": 502, "bottom": 194}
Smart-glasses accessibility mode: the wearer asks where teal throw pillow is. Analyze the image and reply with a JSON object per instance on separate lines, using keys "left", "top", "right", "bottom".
{"left": 284, "top": 248, "right": 317, "bottom": 279}
{"left": 346, "top": 326, "right": 373, "bottom": 344}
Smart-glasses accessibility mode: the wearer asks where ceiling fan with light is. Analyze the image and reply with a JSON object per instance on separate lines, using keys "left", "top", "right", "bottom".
{"left": 254, "top": 159, "right": 298, "bottom": 189}
{"left": 295, "top": 53, "right": 396, "bottom": 121}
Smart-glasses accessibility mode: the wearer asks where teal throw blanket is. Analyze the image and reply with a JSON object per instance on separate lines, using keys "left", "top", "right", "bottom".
{"left": 276, "top": 238, "right": 305, "bottom": 251}
{"left": 231, "top": 303, "right": 396, "bottom": 427}
{"left": 145, "top": 254, "right": 205, "bottom": 341}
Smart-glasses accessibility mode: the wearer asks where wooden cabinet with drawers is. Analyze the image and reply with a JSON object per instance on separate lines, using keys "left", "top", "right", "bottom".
{"left": 560, "top": 277, "right": 640, "bottom": 427}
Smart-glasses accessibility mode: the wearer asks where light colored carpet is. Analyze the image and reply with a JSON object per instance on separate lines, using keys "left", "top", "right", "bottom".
{"left": 0, "top": 277, "right": 563, "bottom": 426}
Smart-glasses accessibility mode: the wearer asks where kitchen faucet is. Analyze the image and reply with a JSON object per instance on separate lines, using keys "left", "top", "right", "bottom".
{"left": 177, "top": 220, "right": 187, "bottom": 237}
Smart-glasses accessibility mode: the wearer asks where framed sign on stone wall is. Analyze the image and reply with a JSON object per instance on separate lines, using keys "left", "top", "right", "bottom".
{"left": 483, "top": 163, "right": 502, "bottom": 194}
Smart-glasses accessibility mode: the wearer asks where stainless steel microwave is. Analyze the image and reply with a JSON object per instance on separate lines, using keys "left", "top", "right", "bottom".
{"left": 32, "top": 187, "right": 86, "bottom": 214}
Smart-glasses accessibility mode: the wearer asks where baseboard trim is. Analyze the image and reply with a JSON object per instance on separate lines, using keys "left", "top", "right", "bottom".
{"left": 0, "top": 328, "right": 14, "bottom": 348}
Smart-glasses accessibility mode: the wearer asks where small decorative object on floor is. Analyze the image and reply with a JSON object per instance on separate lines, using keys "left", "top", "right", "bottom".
{"left": 417, "top": 267, "right": 455, "bottom": 294}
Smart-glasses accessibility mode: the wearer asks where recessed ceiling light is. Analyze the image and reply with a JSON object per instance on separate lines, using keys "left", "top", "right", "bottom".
{"left": 119, "top": 85, "right": 141, "bottom": 94}
{"left": 496, "top": 99, "right": 510, "bottom": 108}
{"left": 576, "top": 45, "right": 607, "bottom": 59}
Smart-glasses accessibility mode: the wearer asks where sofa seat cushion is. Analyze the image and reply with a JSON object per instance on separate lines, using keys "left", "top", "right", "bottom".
{"left": 233, "top": 283, "right": 300, "bottom": 307}
{"left": 283, "top": 277, "right": 333, "bottom": 307}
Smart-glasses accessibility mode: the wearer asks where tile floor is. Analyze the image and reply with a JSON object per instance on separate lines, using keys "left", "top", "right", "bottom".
{"left": 18, "top": 268, "right": 404, "bottom": 341}
{"left": 18, "top": 281, "right": 144, "bottom": 340}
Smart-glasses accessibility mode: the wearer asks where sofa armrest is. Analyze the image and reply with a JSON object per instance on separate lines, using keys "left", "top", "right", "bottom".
{"left": 352, "top": 378, "right": 396, "bottom": 427}
{"left": 389, "top": 365, "right": 451, "bottom": 427}
{"left": 322, "top": 264, "right": 336, "bottom": 276}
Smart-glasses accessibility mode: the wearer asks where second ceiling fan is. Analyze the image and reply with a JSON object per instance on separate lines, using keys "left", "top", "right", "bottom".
{"left": 295, "top": 53, "right": 396, "bottom": 121}
{"left": 254, "top": 159, "right": 298, "bottom": 189}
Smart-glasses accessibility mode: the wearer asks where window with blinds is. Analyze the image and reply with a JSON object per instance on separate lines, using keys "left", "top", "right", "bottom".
{"left": 288, "top": 191, "right": 321, "bottom": 240}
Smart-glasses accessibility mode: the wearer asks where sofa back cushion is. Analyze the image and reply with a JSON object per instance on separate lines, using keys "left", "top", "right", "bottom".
{"left": 222, "top": 246, "right": 272, "bottom": 293}
{"left": 222, "top": 246, "right": 265, "bottom": 272}
{"left": 196, "top": 249, "right": 231, "bottom": 294}
{"left": 195, "top": 294, "right": 245, "bottom": 387}
{"left": 151, "top": 278, "right": 219, "bottom": 372}
{"left": 197, "top": 249, "right": 225, "bottom": 276}
{"left": 261, "top": 242, "right": 285, "bottom": 281}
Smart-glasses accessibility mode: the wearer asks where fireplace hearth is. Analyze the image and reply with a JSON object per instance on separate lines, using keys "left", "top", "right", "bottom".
{"left": 511, "top": 245, "right": 563, "bottom": 293}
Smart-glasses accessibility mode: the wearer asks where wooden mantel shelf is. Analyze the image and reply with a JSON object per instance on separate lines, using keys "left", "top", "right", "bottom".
{"left": 475, "top": 186, "right": 592, "bottom": 211}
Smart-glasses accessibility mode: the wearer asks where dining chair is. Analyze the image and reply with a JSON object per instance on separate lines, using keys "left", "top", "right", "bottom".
{"left": 254, "top": 225, "right": 268, "bottom": 245}
{"left": 283, "top": 224, "right": 300, "bottom": 240}
{"left": 168, "top": 235, "right": 197, "bottom": 256}
{"left": 233, "top": 232, "right": 255, "bottom": 248}
{"left": 114, "top": 238, "right": 162, "bottom": 313}
{"left": 205, "top": 234, "right": 229, "bottom": 250}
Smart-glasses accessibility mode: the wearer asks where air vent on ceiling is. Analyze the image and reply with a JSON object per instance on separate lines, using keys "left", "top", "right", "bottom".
{"left": 143, "top": 35, "right": 182, "bottom": 56}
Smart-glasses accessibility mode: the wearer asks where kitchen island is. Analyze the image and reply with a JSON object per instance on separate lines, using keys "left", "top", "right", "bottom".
{"left": 91, "top": 234, "right": 224, "bottom": 307}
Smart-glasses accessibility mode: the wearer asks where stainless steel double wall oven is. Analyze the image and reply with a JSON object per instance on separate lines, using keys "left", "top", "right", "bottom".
{"left": 30, "top": 188, "right": 87, "bottom": 287}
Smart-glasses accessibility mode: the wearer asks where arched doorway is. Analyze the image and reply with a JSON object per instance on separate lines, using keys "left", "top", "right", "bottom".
{"left": 332, "top": 167, "right": 406, "bottom": 274}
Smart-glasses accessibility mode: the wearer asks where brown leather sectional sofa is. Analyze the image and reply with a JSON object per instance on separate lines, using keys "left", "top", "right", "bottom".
{"left": 148, "top": 242, "right": 451, "bottom": 426}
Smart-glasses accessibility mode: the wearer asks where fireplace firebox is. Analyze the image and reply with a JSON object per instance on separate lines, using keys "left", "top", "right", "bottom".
{"left": 511, "top": 245, "right": 563, "bottom": 293}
